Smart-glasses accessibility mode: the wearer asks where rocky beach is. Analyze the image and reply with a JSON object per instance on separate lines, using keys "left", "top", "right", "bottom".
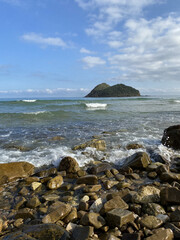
{"left": 0, "top": 125, "right": 179, "bottom": 240}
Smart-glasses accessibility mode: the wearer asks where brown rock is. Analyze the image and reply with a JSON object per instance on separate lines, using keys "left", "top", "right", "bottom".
{"left": 160, "top": 171, "right": 180, "bottom": 183}
{"left": 83, "top": 184, "right": 102, "bottom": 193}
{"left": 64, "top": 208, "right": 78, "bottom": 224}
{"left": 80, "top": 212, "right": 106, "bottom": 229}
{"left": 47, "top": 175, "right": 63, "bottom": 189}
{"left": 145, "top": 228, "right": 174, "bottom": 240}
{"left": 139, "top": 215, "right": 163, "bottom": 229}
{"left": 59, "top": 156, "right": 80, "bottom": 173}
{"left": 160, "top": 187, "right": 180, "bottom": 205}
{"left": 122, "top": 152, "right": 151, "bottom": 170}
{"left": 73, "top": 139, "right": 106, "bottom": 151}
{"left": 106, "top": 209, "right": 134, "bottom": 228}
{"left": 37, "top": 167, "right": 57, "bottom": 178}
{"left": 126, "top": 143, "right": 144, "bottom": 150}
{"left": 169, "top": 210, "right": 180, "bottom": 222}
{"left": 72, "top": 225, "right": 94, "bottom": 240}
{"left": 26, "top": 196, "right": 41, "bottom": 209}
{"left": 15, "top": 208, "right": 35, "bottom": 220}
{"left": 0, "top": 162, "right": 34, "bottom": 185}
{"left": 76, "top": 175, "right": 98, "bottom": 185}
{"left": 42, "top": 202, "right": 71, "bottom": 223}
{"left": 142, "top": 203, "right": 166, "bottom": 216}
{"left": 100, "top": 196, "right": 128, "bottom": 214}
{"left": 90, "top": 163, "right": 112, "bottom": 174}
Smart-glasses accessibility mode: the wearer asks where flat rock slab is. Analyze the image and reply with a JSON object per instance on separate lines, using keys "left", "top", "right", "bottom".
{"left": 0, "top": 162, "right": 34, "bottom": 185}
{"left": 106, "top": 208, "right": 134, "bottom": 228}
{"left": 145, "top": 228, "right": 174, "bottom": 240}
{"left": 76, "top": 175, "right": 98, "bottom": 185}
{"left": 160, "top": 187, "right": 180, "bottom": 205}
{"left": 72, "top": 225, "right": 94, "bottom": 240}
{"left": 122, "top": 152, "right": 151, "bottom": 170}
{"left": 80, "top": 212, "right": 106, "bottom": 229}
{"left": 100, "top": 196, "right": 128, "bottom": 214}
{"left": 139, "top": 215, "right": 163, "bottom": 229}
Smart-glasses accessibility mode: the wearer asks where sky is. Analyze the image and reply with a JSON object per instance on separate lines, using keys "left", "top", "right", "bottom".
{"left": 1, "top": 0, "right": 180, "bottom": 97}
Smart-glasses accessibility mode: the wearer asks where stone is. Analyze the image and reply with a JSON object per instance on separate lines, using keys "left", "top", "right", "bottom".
{"left": 50, "top": 136, "right": 65, "bottom": 141}
{"left": 160, "top": 187, "right": 180, "bottom": 205}
{"left": 83, "top": 184, "right": 101, "bottom": 193}
{"left": 59, "top": 156, "right": 80, "bottom": 173}
{"left": 23, "top": 223, "right": 69, "bottom": 240}
{"left": 116, "top": 181, "right": 131, "bottom": 189}
{"left": 64, "top": 208, "right": 78, "bottom": 224}
{"left": 31, "top": 182, "right": 42, "bottom": 191}
{"left": 73, "top": 139, "right": 106, "bottom": 151}
{"left": 139, "top": 216, "right": 163, "bottom": 229}
{"left": 148, "top": 172, "right": 157, "bottom": 179}
{"left": 42, "top": 202, "right": 71, "bottom": 223}
{"left": 89, "top": 198, "right": 105, "bottom": 213}
{"left": 72, "top": 225, "right": 94, "bottom": 240}
{"left": 80, "top": 212, "right": 106, "bottom": 229}
{"left": 104, "top": 180, "right": 119, "bottom": 190}
{"left": 0, "top": 162, "right": 34, "bottom": 185}
{"left": 47, "top": 175, "right": 63, "bottom": 189}
{"left": 76, "top": 175, "right": 98, "bottom": 185}
{"left": 90, "top": 163, "right": 112, "bottom": 174}
{"left": 79, "top": 200, "right": 89, "bottom": 211}
{"left": 164, "top": 223, "right": 180, "bottom": 239}
{"left": 14, "top": 218, "right": 24, "bottom": 228}
{"left": 122, "top": 152, "right": 151, "bottom": 170}
{"left": 26, "top": 196, "right": 41, "bottom": 209}
{"left": 15, "top": 208, "right": 35, "bottom": 220}
{"left": 0, "top": 231, "right": 36, "bottom": 240}
{"left": 100, "top": 196, "right": 128, "bottom": 214}
{"left": 25, "top": 177, "right": 40, "bottom": 184}
{"left": 14, "top": 196, "right": 26, "bottom": 210}
{"left": 159, "top": 171, "right": 180, "bottom": 183}
{"left": 132, "top": 185, "right": 160, "bottom": 204}
{"left": 115, "top": 173, "right": 125, "bottom": 181}
{"left": 169, "top": 210, "right": 180, "bottom": 222}
{"left": 145, "top": 228, "right": 174, "bottom": 240}
{"left": 42, "top": 193, "right": 60, "bottom": 201}
{"left": 162, "top": 125, "right": 180, "bottom": 150}
{"left": 122, "top": 233, "right": 141, "bottom": 240}
{"left": 142, "top": 203, "right": 166, "bottom": 216}
{"left": 106, "top": 209, "right": 134, "bottom": 228}
{"left": 37, "top": 167, "right": 57, "bottom": 178}
{"left": 156, "top": 214, "right": 170, "bottom": 223}
{"left": 126, "top": 143, "right": 144, "bottom": 150}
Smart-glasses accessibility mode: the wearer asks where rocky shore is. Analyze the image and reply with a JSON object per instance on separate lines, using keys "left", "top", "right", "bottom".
{"left": 0, "top": 125, "right": 179, "bottom": 240}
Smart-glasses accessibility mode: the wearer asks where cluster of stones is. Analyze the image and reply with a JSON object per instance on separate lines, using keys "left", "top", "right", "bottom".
{"left": 0, "top": 125, "right": 179, "bottom": 239}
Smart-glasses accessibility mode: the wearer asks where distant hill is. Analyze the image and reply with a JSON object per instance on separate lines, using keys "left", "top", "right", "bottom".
{"left": 85, "top": 83, "right": 140, "bottom": 97}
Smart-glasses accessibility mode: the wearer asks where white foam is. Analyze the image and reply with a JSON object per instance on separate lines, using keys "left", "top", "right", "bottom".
{"left": 174, "top": 100, "right": 180, "bottom": 103}
{"left": 22, "top": 100, "right": 37, "bottom": 103}
{"left": 85, "top": 103, "right": 107, "bottom": 110}
{"left": 24, "top": 111, "right": 46, "bottom": 115}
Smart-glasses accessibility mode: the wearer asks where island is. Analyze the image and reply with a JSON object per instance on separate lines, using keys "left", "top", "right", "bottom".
{"left": 85, "top": 83, "right": 140, "bottom": 97}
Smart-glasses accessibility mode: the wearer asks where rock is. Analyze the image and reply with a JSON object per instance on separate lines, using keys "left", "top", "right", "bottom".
{"left": 23, "top": 223, "right": 69, "bottom": 240}
{"left": 115, "top": 173, "right": 125, "bottom": 181}
{"left": 142, "top": 203, "right": 166, "bottom": 216}
{"left": 100, "top": 196, "right": 128, "bottom": 214}
{"left": 14, "top": 196, "right": 26, "bottom": 210}
{"left": 160, "top": 187, "right": 180, "bottom": 205}
{"left": 122, "top": 152, "right": 151, "bottom": 170}
{"left": 80, "top": 212, "right": 106, "bottom": 229}
{"left": 47, "top": 175, "right": 63, "bottom": 189}
{"left": 76, "top": 175, "right": 98, "bottom": 185}
{"left": 0, "top": 162, "right": 34, "bottom": 185}
{"left": 90, "top": 163, "right": 112, "bottom": 174}
{"left": 15, "top": 208, "right": 35, "bottom": 220}
{"left": 145, "top": 228, "right": 174, "bottom": 240}
{"left": 37, "top": 167, "right": 57, "bottom": 178}
{"left": 42, "top": 202, "right": 71, "bottom": 223}
{"left": 49, "top": 136, "right": 65, "bottom": 141}
{"left": 25, "top": 177, "right": 40, "bottom": 184}
{"left": 122, "top": 233, "right": 141, "bottom": 240}
{"left": 31, "top": 182, "right": 42, "bottom": 191}
{"left": 26, "top": 196, "right": 41, "bottom": 209}
{"left": 59, "top": 156, "right": 80, "bottom": 173}
{"left": 64, "top": 208, "right": 78, "bottom": 224}
{"left": 169, "top": 209, "right": 180, "bottom": 222}
{"left": 42, "top": 193, "right": 60, "bottom": 201}
{"left": 106, "top": 209, "right": 134, "bottom": 228}
{"left": 73, "top": 139, "right": 106, "bottom": 151}
{"left": 148, "top": 172, "right": 157, "bottom": 179}
{"left": 162, "top": 125, "right": 180, "bottom": 150}
{"left": 156, "top": 214, "right": 170, "bottom": 223}
{"left": 159, "top": 171, "right": 180, "bottom": 183}
{"left": 126, "top": 143, "right": 144, "bottom": 150}
{"left": 79, "top": 200, "right": 89, "bottom": 211}
{"left": 89, "top": 198, "right": 105, "bottom": 213}
{"left": 0, "top": 231, "right": 36, "bottom": 240}
{"left": 14, "top": 218, "right": 24, "bottom": 228}
{"left": 83, "top": 184, "right": 101, "bottom": 193}
{"left": 139, "top": 216, "right": 163, "bottom": 229}
{"left": 164, "top": 223, "right": 180, "bottom": 239}
{"left": 72, "top": 225, "right": 94, "bottom": 240}
{"left": 132, "top": 185, "right": 160, "bottom": 204}
{"left": 104, "top": 180, "right": 119, "bottom": 190}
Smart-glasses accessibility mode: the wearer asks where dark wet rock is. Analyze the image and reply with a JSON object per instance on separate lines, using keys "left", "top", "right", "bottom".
{"left": 25, "top": 177, "right": 40, "bottom": 184}
{"left": 42, "top": 193, "right": 60, "bottom": 201}
{"left": 80, "top": 212, "right": 106, "bottom": 229}
{"left": 63, "top": 208, "right": 78, "bottom": 224}
{"left": 37, "top": 167, "right": 57, "bottom": 178}
{"left": 122, "top": 233, "right": 141, "bottom": 240}
{"left": 22, "top": 223, "right": 69, "bottom": 240}
{"left": 122, "top": 152, "right": 151, "bottom": 170}
{"left": 105, "top": 169, "right": 114, "bottom": 178}
{"left": 106, "top": 209, "right": 134, "bottom": 228}
{"left": 126, "top": 143, "right": 144, "bottom": 150}
{"left": 59, "top": 156, "right": 80, "bottom": 173}
{"left": 160, "top": 187, "right": 180, "bottom": 205}
{"left": 142, "top": 203, "right": 166, "bottom": 216}
{"left": 76, "top": 175, "right": 98, "bottom": 185}
{"left": 83, "top": 184, "right": 101, "bottom": 193}
{"left": 159, "top": 171, "right": 180, "bottom": 183}
{"left": 164, "top": 223, "right": 180, "bottom": 239}
{"left": 15, "top": 208, "right": 35, "bottom": 220}
{"left": 47, "top": 175, "right": 63, "bottom": 190}
{"left": 90, "top": 163, "right": 112, "bottom": 174}
{"left": 26, "top": 196, "right": 41, "bottom": 209}
{"left": 71, "top": 225, "right": 94, "bottom": 240}
{"left": 79, "top": 200, "right": 89, "bottom": 211}
{"left": 148, "top": 171, "right": 157, "bottom": 179}
{"left": 162, "top": 125, "right": 180, "bottom": 150}
{"left": 14, "top": 196, "right": 27, "bottom": 210}
{"left": 100, "top": 196, "right": 128, "bottom": 214}
{"left": 42, "top": 202, "right": 71, "bottom": 223}
{"left": 0, "top": 162, "right": 34, "bottom": 185}
{"left": 0, "top": 231, "right": 37, "bottom": 240}
{"left": 129, "top": 204, "right": 142, "bottom": 215}
{"left": 169, "top": 209, "right": 180, "bottom": 222}
{"left": 72, "top": 139, "right": 106, "bottom": 151}
{"left": 115, "top": 173, "right": 125, "bottom": 181}
{"left": 139, "top": 215, "right": 163, "bottom": 229}
{"left": 132, "top": 185, "right": 160, "bottom": 204}
{"left": 104, "top": 180, "right": 119, "bottom": 190}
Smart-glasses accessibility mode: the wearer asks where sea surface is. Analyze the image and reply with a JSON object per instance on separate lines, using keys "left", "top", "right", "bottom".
{"left": 0, "top": 96, "right": 180, "bottom": 167}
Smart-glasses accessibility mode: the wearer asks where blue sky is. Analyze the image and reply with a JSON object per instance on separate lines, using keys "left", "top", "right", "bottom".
{"left": 1, "top": 0, "right": 180, "bottom": 97}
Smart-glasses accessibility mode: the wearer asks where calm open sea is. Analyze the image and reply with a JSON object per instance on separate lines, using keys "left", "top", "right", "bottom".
{"left": 0, "top": 96, "right": 179, "bottom": 167}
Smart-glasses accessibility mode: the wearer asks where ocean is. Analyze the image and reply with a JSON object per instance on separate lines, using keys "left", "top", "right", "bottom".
{"left": 0, "top": 96, "right": 179, "bottom": 167}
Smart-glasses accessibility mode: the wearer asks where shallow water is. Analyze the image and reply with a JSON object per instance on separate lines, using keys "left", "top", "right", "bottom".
{"left": 0, "top": 96, "right": 179, "bottom": 167}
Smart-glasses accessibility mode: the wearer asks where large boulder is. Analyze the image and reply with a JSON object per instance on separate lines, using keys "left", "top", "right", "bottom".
{"left": 122, "top": 152, "right": 151, "bottom": 170}
{"left": 0, "top": 162, "right": 34, "bottom": 185}
{"left": 160, "top": 187, "right": 180, "bottom": 205}
{"left": 162, "top": 125, "right": 180, "bottom": 150}
{"left": 59, "top": 156, "right": 80, "bottom": 173}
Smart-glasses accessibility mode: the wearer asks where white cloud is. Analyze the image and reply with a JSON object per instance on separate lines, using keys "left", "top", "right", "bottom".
{"left": 82, "top": 56, "right": 106, "bottom": 68}
{"left": 80, "top": 47, "right": 95, "bottom": 54}
{"left": 21, "top": 33, "right": 67, "bottom": 48}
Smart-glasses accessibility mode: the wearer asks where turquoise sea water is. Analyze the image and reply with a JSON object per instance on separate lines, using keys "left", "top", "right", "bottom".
{"left": 0, "top": 96, "right": 179, "bottom": 167}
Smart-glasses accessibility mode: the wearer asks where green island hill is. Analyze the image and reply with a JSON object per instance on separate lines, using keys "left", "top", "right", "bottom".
{"left": 85, "top": 83, "right": 140, "bottom": 97}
